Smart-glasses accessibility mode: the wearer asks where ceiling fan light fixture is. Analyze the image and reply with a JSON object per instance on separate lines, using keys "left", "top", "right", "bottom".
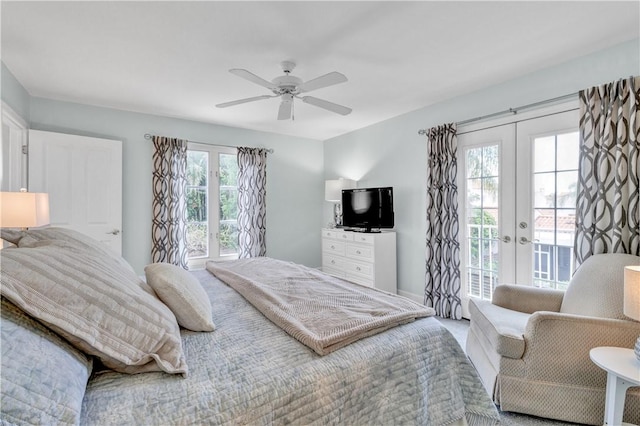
{"left": 216, "top": 61, "right": 351, "bottom": 120}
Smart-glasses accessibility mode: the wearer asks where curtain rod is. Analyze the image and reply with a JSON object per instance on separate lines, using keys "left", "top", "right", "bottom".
{"left": 143, "top": 133, "right": 274, "bottom": 154}
{"left": 417, "top": 92, "right": 578, "bottom": 135}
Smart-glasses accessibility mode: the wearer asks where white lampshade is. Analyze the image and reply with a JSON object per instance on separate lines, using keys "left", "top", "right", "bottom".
{"left": 0, "top": 191, "right": 50, "bottom": 228}
{"left": 325, "top": 178, "right": 356, "bottom": 202}
{"left": 624, "top": 265, "right": 640, "bottom": 321}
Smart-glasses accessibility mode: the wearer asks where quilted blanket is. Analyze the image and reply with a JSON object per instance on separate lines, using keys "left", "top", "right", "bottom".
{"left": 206, "top": 257, "right": 434, "bottom": 355}
{"left": 80, "top": 270, "right": 499, "bottom": 425}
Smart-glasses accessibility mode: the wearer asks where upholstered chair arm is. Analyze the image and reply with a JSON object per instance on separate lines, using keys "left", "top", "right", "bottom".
{"left": 491, "top": 285, "right": 565, "bottom": 314}
{"left": 514, "top": 312, "right": 640, "bottom": 386}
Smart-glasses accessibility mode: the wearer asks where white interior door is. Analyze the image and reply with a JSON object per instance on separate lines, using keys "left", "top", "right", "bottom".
{"left": 1, "top": 102, "right": 28, "bottom": 191}
{"left": 28, "top": 130, "right": 123, "bottom": 254}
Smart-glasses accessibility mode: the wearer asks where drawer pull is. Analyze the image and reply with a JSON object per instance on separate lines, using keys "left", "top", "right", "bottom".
{"left": 356, "top": 250, "right": 362, "bottom": 254}
{"left": 356, "top": 266, "right": 361, "bottom": 271}
{"left": 331, "top": 245, "right": 335, "bottom": 249}
{"left": 331, "top": 260, "right": 335, "bottom": 264}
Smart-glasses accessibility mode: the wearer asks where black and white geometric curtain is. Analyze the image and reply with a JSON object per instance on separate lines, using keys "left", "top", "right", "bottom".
{"left": 424, "top": 123, "right": 462, "bottom": 319}
{"left": 151, "top": 136, "right": 189, "bottom": 269}
{"left": 574, "top": 76, "right": 640, "bottom": 266}
{"left": 237, "top": 147, "right": 268, "bottom": 258}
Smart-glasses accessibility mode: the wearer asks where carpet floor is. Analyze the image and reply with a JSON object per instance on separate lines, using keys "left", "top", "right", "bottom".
{"left": 436, "top": 317, "right": 584, "bottom": 426}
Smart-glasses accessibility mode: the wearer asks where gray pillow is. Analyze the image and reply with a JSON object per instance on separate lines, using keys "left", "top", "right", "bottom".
{"left": 0, "top": 240, "right": 187, "bottom": 375}
{"left": 1, "top": 297, "right": 93, "bottom": 425}
{"left": 145, "top": 263, "right": 216, "bottom": 332}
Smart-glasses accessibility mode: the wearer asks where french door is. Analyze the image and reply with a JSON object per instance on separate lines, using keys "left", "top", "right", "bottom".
{"left": 457, "top": 104, "right": 579, "bottom": 317}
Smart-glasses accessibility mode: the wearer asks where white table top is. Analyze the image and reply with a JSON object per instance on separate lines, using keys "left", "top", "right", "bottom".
{"left": 590, "top": 346, "right": 640, "bottom": 385}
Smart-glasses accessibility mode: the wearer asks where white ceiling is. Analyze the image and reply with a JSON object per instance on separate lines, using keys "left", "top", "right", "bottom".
{"left": 2, "top": 1, "right": 639, "bottom": 141}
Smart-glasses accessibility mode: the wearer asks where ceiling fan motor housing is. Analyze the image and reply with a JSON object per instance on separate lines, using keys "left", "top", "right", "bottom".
{"left": 271, "top": 75, "right": 303, "bottom": 94}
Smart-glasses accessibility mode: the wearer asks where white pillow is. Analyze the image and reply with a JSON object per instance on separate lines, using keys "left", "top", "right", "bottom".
{"left": 145, "top": 263, "right": 216, "bottom": 332}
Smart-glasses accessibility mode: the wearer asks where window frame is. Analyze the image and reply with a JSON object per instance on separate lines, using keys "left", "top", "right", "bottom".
{"left": 186, "top": 142, "right": 238, "bottom": 270}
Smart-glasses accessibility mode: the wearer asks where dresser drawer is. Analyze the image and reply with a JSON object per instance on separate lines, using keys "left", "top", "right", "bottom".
{"left": 346, "top": 274, "right": 374, "bottom": 287}
{"left": 346, "top": 243, "right": 373, "bottom": 261}
{"left": 323, "top": 266, "right": 346, "bottom": 279}
{"left": 323, "top": 254, "right": 346, "bottom": 270}
{"left": 322, "top": 229, "right": 337, "bottom": 239}
{"left": 322, "top": 239, "right": 345, "bottom": 255}
{"left": 352, "top": 233, "right": 375, "bottom": 244}
{"left": 344, "top": 260, "right": 373, "bottom": 279}
{"left": 336, "top": 232, "right": 354, "bottom": 242}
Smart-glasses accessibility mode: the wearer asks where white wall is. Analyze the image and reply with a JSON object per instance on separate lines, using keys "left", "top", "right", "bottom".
{"left": 26, "top": 98, "right": 324, "bottom": 274}
{"left": 323, "top": 38, "right": 640, "bottom": 300}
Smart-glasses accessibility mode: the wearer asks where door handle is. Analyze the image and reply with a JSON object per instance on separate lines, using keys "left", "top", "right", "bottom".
{"left": 106, "top": 229, "right": 120, "bottom": 235}
{"left": 519, "top": 237, "right": 538, "bottom": 245}
{"left": 494, "top": 236, "right": 511, "bottom": 243}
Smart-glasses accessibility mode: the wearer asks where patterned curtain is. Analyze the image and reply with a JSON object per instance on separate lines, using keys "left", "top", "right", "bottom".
{"left": 237, "top": 147, "right": 268, "bottom": 258}
{"left": 574, "top": 76, "right": 640, "bottom": 266}
{"left": 424, "top": 123, "right": 462, "bottom": 319}
{"left": 151, "top": 136, "right": 189, "bottom": 269}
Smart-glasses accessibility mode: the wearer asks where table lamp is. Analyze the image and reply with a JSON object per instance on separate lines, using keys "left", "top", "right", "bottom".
{"left": 325, "top": 178, "right": 355, "bottom": 227}
{"left": 624, "top": 265, "right": 640, "bottom": 360}
{"left": 0, "top": 189, "right": 50, "bottom": 230}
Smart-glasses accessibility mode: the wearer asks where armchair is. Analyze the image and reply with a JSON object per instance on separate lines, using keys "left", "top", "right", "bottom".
{"left": 466, "top": 253, "right": 640, "bottom": 425}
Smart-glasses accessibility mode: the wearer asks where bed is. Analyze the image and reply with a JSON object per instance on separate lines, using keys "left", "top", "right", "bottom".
{"left": 1, "top": 227, "right": 500, "bottom": 425}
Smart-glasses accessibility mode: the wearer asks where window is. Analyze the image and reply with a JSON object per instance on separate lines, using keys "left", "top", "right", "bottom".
{"left": 531, "top": 131, "right": 579, "bottom": 290}
{"left": 466, "top": 145, "right": 500, "bottom": 301}
{"left": 186, "top": 143, "right": 238, "bottom": 267}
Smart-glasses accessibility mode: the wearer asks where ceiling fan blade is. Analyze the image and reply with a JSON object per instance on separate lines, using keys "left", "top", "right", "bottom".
{"left": 216, "top": 95, "right": 274, "bottom": 108}
{"left": 299, "top": 72, "right": 348, "bottom": 93}
{"left": 229, "top": 69, "right": 278, "bottom": 91}
{"left": 277, "top": 98, "right": 293, "bottom": 120}
{"left": 301, "top": 96, "right": 352, "bottom": 116}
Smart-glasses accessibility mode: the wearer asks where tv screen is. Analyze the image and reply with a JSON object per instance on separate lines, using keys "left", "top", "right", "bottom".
{"left": 341, "top": 187, "right": 394, "bottom": 232}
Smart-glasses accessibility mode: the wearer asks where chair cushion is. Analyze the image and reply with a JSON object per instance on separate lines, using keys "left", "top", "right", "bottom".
{"left": 561, "top": 253, "right": 640, "bottom": 320}
{"left": 468, "top": 298, "right": 530, "bottom": 359}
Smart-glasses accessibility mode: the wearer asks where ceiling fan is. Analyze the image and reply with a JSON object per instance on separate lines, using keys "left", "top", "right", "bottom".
{"left": 216, "top": 61, "right": 352, "bottom": 120}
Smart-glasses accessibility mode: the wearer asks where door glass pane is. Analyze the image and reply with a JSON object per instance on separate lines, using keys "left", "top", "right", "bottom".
{"left": 532, "top": 131, "right": 578, "bottom": 290}
{"left": 218, "top": 153, "right": 239, "bottom": 256}
{"left": 186, "top": 150, "right": 209, "bottom": 258}
{"left": 465, "top": 145, "right": 499, "bottom": 300}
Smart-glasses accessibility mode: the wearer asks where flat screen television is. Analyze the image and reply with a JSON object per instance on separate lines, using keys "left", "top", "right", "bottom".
{"left": 341, "top": 187, "right": 394, "bottom": 232}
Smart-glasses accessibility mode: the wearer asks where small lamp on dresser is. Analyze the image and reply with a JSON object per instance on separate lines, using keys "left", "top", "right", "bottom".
{"left": 325, "top": 178, "right": 356, "bottom": 228}
{"left": 624, "top": 265, "right": 640, "bottom": 360}
{"left": 0, "top": 189, "right": 50, "bottom": 230}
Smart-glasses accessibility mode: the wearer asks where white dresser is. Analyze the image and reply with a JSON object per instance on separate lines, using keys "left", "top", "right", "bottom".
{"left": 321, "top": 228, "right": 397, "bottom": 294}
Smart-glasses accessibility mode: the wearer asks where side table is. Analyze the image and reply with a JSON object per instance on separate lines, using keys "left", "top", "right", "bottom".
{"left": 590, "top": 346, "right": 640, "bottom": 426}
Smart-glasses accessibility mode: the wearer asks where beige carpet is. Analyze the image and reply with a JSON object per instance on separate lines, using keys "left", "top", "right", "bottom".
{"left": 436, "top": 317, "right": 583, "bottom": 426}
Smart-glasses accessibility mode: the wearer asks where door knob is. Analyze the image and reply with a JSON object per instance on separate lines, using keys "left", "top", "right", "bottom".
{"left": 106, "top": 229, "right": 120, "bottom": 235}
{"left": 494, "top": 236, "right": 511, "bottom": 243}
{"left": 519, "top": 237, "right": 539, "bottom": 245}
